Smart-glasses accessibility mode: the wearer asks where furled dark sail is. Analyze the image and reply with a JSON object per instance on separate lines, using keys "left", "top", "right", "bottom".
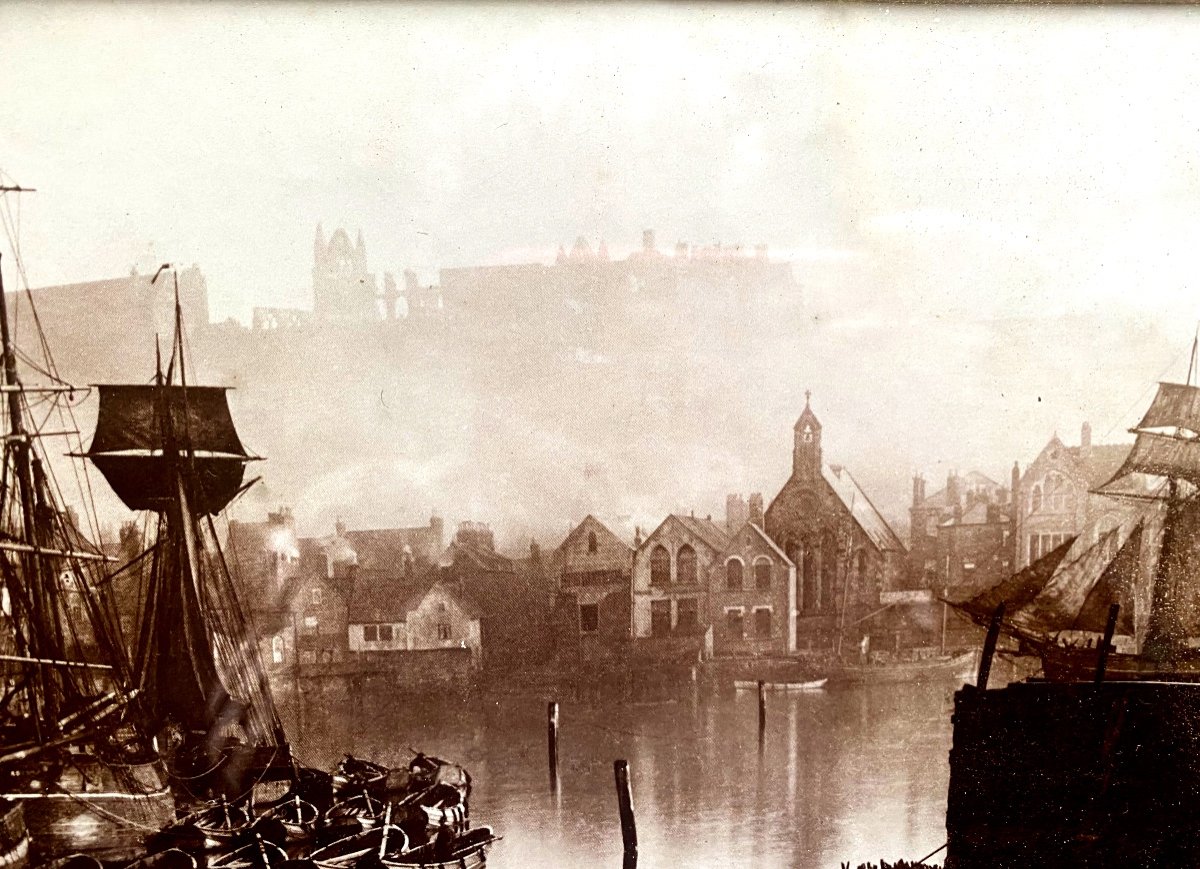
{"left": 1010, "top": 525, "right": 1129, "bottom": 634}
{"left": 85, "top": 385, "right": 250, "bottom": 514}
{"left": 1072, "top": 520, "right": 1142, "bottom": 635}
{"left": 957, "top": 536, "right": 1077, "bottom": 624}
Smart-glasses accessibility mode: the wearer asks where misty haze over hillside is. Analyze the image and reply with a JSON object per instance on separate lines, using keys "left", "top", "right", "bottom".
{"left": 3, "top": 4, "right": 1200, "bottom": 552}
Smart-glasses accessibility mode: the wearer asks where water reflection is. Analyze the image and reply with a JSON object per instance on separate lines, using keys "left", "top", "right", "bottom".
{"left": 282, "top": 682, "right": 958, "bottom": 868}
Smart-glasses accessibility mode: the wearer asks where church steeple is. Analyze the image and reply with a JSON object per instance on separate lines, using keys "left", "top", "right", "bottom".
{"left": 793, "top": 390, "right": 822, "bottom": 480}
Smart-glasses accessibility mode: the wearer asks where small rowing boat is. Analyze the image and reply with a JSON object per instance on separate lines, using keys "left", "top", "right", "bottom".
{"left": 734, "top": 678, "right": 828, "bottom": 692}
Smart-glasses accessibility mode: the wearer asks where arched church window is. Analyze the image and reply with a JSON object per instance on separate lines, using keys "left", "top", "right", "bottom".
{"left": 726, "top": 558, "right": 744, "bottom": 591}
{"left": 821, "top": 531, "right": 837, "bottom": 610}
{"left": 801, "top": 543, "right": 817, "bottom": 611}
{"left": 678, "top": 545, "right": 698, "bottom": 585}
{"left": 1030, "top": 484, "right": 1043, "bottom": 514}
{"left": 650, "top": 545, "right": 670, "bottom": 586}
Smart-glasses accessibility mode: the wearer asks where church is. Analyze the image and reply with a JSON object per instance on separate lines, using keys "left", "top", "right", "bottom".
{"left": 763, "top": 394, "right": 908, "bottom": 653}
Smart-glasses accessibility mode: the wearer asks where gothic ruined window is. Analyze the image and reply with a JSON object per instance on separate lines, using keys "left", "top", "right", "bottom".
{"left": 726, "top": 558, "right": 744, "bottom": 591}
{"left": 754, "top": 607, "right": 772, "bottom": 638}
{"left": 754, "top": 557, "right": 772, "bottom": 590}
{"left": 677, "top": 545, "right": 698, "bottom": 585}
{"left": 650, "top": 545, "right": 670, "bottom": 586}
{"left": 588, "top": 531, "right": 598, "bottom": 554}
{"left": 725, "top": 608, "right": 744, "bottom": 639}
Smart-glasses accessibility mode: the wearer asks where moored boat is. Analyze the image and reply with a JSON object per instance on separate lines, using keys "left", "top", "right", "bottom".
{"left": 733, "top": 677, "right": 828, "bottom": 691}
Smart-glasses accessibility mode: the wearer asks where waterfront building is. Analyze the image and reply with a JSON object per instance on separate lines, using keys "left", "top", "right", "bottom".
{"left": 631, "top": 513, "right": 728, "bottom": 659}
{"left": 548, "top": 515, "right": 633, "bottom": 668}
{"left": 763, "top": 394, "right": 907, "bottom": 654}
{"left": 710, "top": 519, "right": 796, "bottom": 658}
{"left": 1012, "top": 423, "right": 1134, "bottom": 569}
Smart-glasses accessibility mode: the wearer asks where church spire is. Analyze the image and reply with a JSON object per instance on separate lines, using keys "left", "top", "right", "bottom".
{"left": 793, "top": 391, "right": 822, "bottom": 480}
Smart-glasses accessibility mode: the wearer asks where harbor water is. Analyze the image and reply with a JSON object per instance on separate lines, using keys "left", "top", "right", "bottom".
{"left": 284, "top": 681, "right": 958, "bottom": 869}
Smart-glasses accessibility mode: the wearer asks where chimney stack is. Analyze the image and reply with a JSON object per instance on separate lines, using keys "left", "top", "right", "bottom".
{"left": 1081, "top": 421, "right": 1092, "bottom": 458}
{"left": 749, "top": 493, "right": 764, "bottom": 529}
{"left": 946, "top": 472, "right": 960, "bottom": 510}
{"left": 643, "top": 229, "right": 656, "bottom": 253}
{"left": 725, "top": 494, "right": 749, "bottom": 533}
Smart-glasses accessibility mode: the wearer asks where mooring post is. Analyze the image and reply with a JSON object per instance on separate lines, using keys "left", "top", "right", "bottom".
{"left": 976, "top": 602, "right": 1006, "bottom": 690}
{"left": 1094, "top": 603, "right": 1120, "bottom": 684}
{"left": 547, "top": 700, "right": 559, "bottom": 791}
{"left": 757, "top": 679, "right": 766, "bottom": 746}
{"left": 614, "top": 759, "right": 638, "bottom": 857}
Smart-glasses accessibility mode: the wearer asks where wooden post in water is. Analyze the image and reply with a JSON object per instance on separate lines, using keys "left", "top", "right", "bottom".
{"left": 547, "top": 701, "right": 560, "bottom": 791}
{"left": 1094, "top": 603, "right": 1121, "bottom": 684}
{"left": 976, "top": 602, "right": 1006, "bottom": 690}
{"left": 614, "top": 759, "right": 638, "bottom": 857}
{"left": 757, "top": 680, "right": 766, "bottom": 747}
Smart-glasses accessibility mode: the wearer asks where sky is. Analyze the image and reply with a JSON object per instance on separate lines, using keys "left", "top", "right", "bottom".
{"left": 4, "top": 2, "right": 1200, "bottom": 540}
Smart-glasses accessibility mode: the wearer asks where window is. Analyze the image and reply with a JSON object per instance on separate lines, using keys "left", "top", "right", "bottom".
{"left": 801, "top": 545, "right": 816, "bottom": 611}
{"left": 677, "top": 545, "right": 697, "bottom": 585}
{"left": 579, "top": 603, "right": 599, "bottom": 633}
{"left": 588, "top": 531, "right": 598, "bottom": 554}
{"left": 272, "top": 635, "right": 284, "bottom": 664}
{"left": 650, "top": 546, "right": 670, "bottom": 586}
{"left": 676, "top": 597, "right": 698, "bottom": 634}
{"left": 726, "top": 558, "right": 744, "bottom": 591}
{"left": 437, "top": 623, "right": 452, "bottom": 640}
{"left": 650, "top": 599, "right": 671, "bottom": 636}
{"left": 300, "top": 650, "right": 316, "bottom": 664}
{"left": 379, "top": 624, "right": 394, "bottom": 642}
{"left": 725, "top": 608, "right": 744, "bottom": 639}
{"left": 363, "top": 624, "right": 378, "bottom": 642}
{"left": 754, "top": 558, "right": 771, "bottom": 590}
{"left": 1044, "top": 473, "right": 1075, "bottom": 513}
{"left": 754, "top": 607, "right": 772, "bottom": 638}
{"left": 1030, "top": 485, "right": 1043, "bottom": 514}
{"left": 310, "top": 587, "right": 323, "bottom": 606}
{"left": 303, "top": 615, "right": 318, "bottom": 630}
{"left": 821, "top": 532, "right": 837, "bottom": 610}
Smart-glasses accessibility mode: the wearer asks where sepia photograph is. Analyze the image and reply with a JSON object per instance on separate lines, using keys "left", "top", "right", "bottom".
{"left": 1, "top": 2, "right": 1199, "bottom": 867}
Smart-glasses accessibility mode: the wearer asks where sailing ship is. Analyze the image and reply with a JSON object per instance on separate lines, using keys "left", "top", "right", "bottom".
{"left": 944, "top": 352, "right": 1200, "bottom": 866}
{"left": 0, "top": 259, "right": 175, "bottom": 862}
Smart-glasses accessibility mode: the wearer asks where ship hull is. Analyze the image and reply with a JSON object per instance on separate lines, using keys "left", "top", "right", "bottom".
{"left": 4, "top": 758, "right": 174, "bottom": 862}
{"left": 947, "top": 680, "right": 1200, "bottom": 868}
{"left": 827, "top": 651, "right": 976, "bottom": 685}
{"left": 1040, "top": 645, "right": 1200, "bottom": 682}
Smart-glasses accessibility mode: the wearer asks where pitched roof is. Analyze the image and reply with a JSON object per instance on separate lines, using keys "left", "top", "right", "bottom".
{"left": 824, "top": 465, "right": 905, "bottom": 553}
{"left": 556, "top": 515, "right": 632, "bottom": 554}
{"left": 344, "top": 526, "right": 438, "bottom": 570}
{"left": 743, "top": 522, "right": 793, "bottom": 565}
{"left": 672, "top": 514, "right": 731, "bottom": 553}
{"left": 444, "top": 541, "right": 515, "bottom": 574}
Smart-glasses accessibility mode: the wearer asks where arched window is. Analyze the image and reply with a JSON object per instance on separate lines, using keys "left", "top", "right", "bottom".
{"left": 821, "top": 532, "right": 837, "bottom": 610}
{"left": 754, "top": 557, "right": 772, "bottom": 590}
{"left": 588, "top": 531, "right": 598, "bottom": 554}
{"left": 801, "top": 543, "right": 816, "bottom": 611}
{"left": 726, "top": 558, "right": 744, "bottom": 591}
{"left": 1043, "top": 473, "right": 1075, "bottom": 513}
{"left": 1030, "top": 484, "right": 1043, "bottom": 514}
{"left": 677, "top": 545, "right": 698, "bottom": 586}
{"left": 272, "top": 635, "right": 285, "bottom": 665}
{"left": 650, "top": 545, "right": 670, "bottom": 586}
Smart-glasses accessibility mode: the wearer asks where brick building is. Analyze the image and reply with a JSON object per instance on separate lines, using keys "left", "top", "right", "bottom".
{"left": 549, "top": 516, "right": 633, "bottom": 668}
{"left": 710, "top": 520, "right": 796, "bottom": 657}
{"left": 763, "top": 395, "right": 907, "bottom": 654}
